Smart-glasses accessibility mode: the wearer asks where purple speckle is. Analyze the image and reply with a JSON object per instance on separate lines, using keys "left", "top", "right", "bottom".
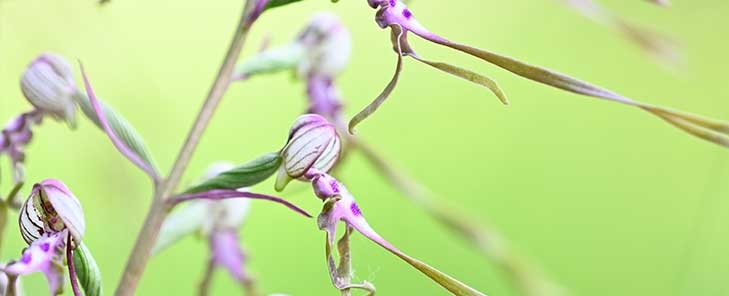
{"left": 403, "top": 9, "right": 412, "bottom": 19}
{"left": 389, "top": 0, "right": 396, "bottom": 7}
{"left": 40, "top": 242, "right": 50, "bottom": 252}
{"left": 350, "top": 202, "right": 362, "bottom": 216}
{"left": 329, "top": 180, "right": 340, "bottom": 194}
{"left": 20, "top": 253, "right": 32, "bottom": 264}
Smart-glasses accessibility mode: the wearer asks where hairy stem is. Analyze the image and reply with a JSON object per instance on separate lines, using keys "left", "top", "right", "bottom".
{"left": 114, "top": 1, "right": 257, "bottom": 294}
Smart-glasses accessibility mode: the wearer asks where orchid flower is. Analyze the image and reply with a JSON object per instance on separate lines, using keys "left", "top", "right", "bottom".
{"left": 349, "top": 0, "right": 729, "bottom": 150}
{"left": 155, "top": 162, "right": 310, "bottom": 295}
{"left": 4, "top": 179, "right": 88, "bottom": 296}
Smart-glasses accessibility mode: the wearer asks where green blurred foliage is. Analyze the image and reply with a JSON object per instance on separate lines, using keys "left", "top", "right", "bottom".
{"left": 2, "top": 0, "right": 729, "bottom": 295}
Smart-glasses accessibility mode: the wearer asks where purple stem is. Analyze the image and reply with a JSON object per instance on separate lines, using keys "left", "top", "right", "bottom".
{"left": 171, "top": 189, "right": 312, "bottom": 218}
{"left": 79, "top": 63, "right": 161, "bottom": 183}
{"left": 66, "top": 234, "right": 82, "bottom": 296}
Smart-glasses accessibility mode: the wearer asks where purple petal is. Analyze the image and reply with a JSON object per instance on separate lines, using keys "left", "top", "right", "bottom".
{"left": 210, "top": 231, "right": 247, "bottom": 282}
{"left": 4, "top": 231, "right": 67, "bottom": 295}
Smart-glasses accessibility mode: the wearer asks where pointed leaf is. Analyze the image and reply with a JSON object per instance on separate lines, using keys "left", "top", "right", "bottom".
{"left": 234, "top": 43, "right": 305, "bottom": 80}
{"left": 184, "top": 153, "right": 282, "bottom": 194}
{"left": 73, "top": 243, "right": 103, "bottom": 296}
{"left": 152, "top": 201, "right": 208, "bottom": 255}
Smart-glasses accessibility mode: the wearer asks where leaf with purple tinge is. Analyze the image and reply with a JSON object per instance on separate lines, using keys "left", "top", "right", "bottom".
{"left": 79, "top": 63, "right": 161, "bottom": 182}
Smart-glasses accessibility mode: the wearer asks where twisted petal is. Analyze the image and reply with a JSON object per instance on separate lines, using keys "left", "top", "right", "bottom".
{"left": 4, "top": 231, "right": 68, "bottom": 295}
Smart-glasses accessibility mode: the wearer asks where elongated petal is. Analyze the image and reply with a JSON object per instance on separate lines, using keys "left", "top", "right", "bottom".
{"left": 418, "top": 36, "right": 729, "bottom": 148}
{"left": 79, "top": 63, "right": 161, "bottom": 181}
{"left": 41, "top": 179, "right": 85, "bottom": 247}
{"left": 410, "top": 54, "right": 509, "bottom": 105}
{"left": 348, "top": 25, "right": 405, "bottom": 133}
{"left": 172, "top": 189, "right": 311, "bottom": 218}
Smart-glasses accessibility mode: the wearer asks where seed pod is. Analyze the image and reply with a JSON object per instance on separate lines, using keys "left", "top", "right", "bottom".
{"left": 19, "top": 179, "right": 85, "bottom": 248}
{"left": 20, "top": 53, "right": 78, "bottom": 127}
{"left": 275, "top": 114, "right": 341, "bottom": 191}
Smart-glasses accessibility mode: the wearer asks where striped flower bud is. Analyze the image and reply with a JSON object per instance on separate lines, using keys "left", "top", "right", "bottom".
{"left": 19, "top": 179, "right": 85, "bottom": 249}
{"left": 275, "top": 114, "right": 341, "bottom": 191}
{"left": 20, "top": 53, "right": 78, "bottom": 127}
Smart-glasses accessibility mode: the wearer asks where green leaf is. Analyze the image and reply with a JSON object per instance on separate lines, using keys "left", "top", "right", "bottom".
{"left": 152, "top": 201, "right": 208, "bottom": 255}
{"left": 234, "top": 43, "right": 305, "bottom": 79}
{"left": 73, "top": 92, "right": 160, "bottom": 174}
{"left": 184, "top": 153, "right": 282, "bottom": 194}
{"left": 73, "top": 243, "right": 103, "bottom": 296}
{"left": 264, "top": 0, "right": 306, "bottom": 11}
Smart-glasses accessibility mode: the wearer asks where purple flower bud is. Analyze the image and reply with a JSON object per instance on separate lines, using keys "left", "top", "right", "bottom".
{"left": 296, "top": 12, "right": 351, "bottom": 79}
{"left": 19, "top": 179, "right": 85, "bottom": 249}
{"left": 275, "top": 114, "right": 341, "bottom": 191}
{"left": 20, "top": 54, "right": 78, "bottom": 127}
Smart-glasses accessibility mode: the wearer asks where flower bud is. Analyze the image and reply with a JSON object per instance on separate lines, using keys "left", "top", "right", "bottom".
{"left": 20, "top": 53, "right": 78, "bottom": 127}
{"left": 296, "top": 12, "right": 351, "bottom": 79}
{"left": 19, "top": 179, "right": 85, "bottom": 248}
{"left": 275, "top": 114, "right": 341, "bottom": 191}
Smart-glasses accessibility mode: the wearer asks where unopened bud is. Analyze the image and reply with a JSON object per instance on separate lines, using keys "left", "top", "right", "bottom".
{"left": 20, "top": 54, "right": 78, "bottom": 127}
{"left": 19, "top": 179, "right": 85, "bottom": 248}
{"left": 296, "top": 12, "right": 351, "bottom": 78}
{"left": 275, "top": 114, "right": 341, "bottom": 191}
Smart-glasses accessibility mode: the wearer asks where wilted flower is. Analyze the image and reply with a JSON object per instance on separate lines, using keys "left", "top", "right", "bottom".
{"left": 5, "top": 179, "right": 86, "bottom": 295}
{"left": 0, "top": 111, "right": 44, "bottom": 188}
{"left": 275, "top": 114, "right": 341, "bottom": 191}
{"left": 20, "top": 54, "right": 78, "bottom": 127}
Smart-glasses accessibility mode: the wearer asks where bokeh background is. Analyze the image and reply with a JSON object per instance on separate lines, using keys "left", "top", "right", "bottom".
{"left": 2, "top": 0, "right": 729, "bottom": 295}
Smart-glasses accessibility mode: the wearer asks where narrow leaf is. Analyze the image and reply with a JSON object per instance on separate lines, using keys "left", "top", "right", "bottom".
{"left": 184, "top": 153, "right": 282, "bottom": 194}
{"left": 172, "top": 189, "right": 311, "bottom": 218}
{"left": 73, "top": 243, "right": 103, "bottom": 296}
{"left": 264, "top": 0, "right": 305, "bottom": 11}
{"left": 233, "top": 43, "right": 305, "bottom": 80}
{"left": 73, "top": 92, "right": 160, "bottom": 175}
{"left": 78, "top": 64, "right": 161, "bottom": 181}
{"left": 411, "top": 54, "right": 509, "bottom": 105}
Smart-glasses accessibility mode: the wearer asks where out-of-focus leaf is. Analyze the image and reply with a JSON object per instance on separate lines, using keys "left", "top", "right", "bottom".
{"left": 234, "top": 43, "right": 305, "bottom": 80}
{"left": 73, "top": 92, "right": 160, "bottom": 176}
{"left": 185, "top": 153, "right": 282, "bottom": 194}
{"left": 152, "top": 201, "right": 208, "bottom": 255}
{"left": 73, "top": 243, "right": 102, "bottom": 296}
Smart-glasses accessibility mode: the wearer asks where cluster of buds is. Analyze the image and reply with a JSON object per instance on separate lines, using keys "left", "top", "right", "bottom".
{"left": 4, "top": 179, "right": 87, "bottom": 295}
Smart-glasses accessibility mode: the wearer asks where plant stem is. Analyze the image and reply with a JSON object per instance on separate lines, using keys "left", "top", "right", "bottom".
{"left": 114, "top": 1, "right": 257, "bottom": 294}
{"left": 198, "top": 259, "right": 215, "bottom": 296}
{"left": 67, "top": 234, "right": 83, "bottom": 296}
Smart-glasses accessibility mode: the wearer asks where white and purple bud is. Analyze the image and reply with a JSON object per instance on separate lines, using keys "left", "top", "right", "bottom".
{"left": 275, "top": 114, "right": 341, "bottom": 191}
{"left": 296, "top": 12, "right": 351, "bottom": 79}
{"left": 20, "top": 54, "right": 78, "bottom": 127}
{"left": 19, "top": 179, "right": 85, "bottom": 248}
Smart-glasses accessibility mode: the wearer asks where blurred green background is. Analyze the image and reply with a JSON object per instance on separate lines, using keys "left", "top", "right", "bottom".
{"left": 2, "top": 0, "right": 729, "bottom": 295}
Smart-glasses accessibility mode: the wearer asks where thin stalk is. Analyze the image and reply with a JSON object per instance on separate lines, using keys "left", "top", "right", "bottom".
{"left": 67, "top": 234, "right": 82, "bottom": 296}
{"left": 114, "top": 1, "right": 257, "bottom": 294}
{"left": 198, "top": 259, "right": 215, "bottom": 296}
